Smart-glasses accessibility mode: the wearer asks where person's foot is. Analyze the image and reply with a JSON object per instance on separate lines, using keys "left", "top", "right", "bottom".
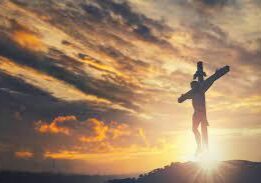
{"left": 201, "top": 145, "right": 209, "bottom": 154}
{"left": 195, "top": 147, "right": 202, "bottom": 156}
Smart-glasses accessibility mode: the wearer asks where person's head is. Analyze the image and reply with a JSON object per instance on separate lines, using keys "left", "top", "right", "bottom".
{"left": 190, "top": 80, "right": 199, "bottom": 89}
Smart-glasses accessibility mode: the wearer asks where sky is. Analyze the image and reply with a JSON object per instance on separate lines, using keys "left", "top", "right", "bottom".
{"left": 0, "top": 0, "right": 260, "bottom": 175}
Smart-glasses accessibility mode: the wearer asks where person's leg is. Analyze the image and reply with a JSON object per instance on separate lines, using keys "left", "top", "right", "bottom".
{"left": 201, "top": 123, "right": 208, "bottom": 151}
{"left": 192, "top": 114, "right": 201, "bottom": 154}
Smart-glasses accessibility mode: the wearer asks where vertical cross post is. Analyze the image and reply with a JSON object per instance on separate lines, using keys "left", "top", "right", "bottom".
{"left": 193, "top": 61, "right": 206, "bottom": 82}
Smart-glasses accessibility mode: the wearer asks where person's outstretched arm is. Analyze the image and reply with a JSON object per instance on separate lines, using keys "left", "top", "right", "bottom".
{"left": 202, "top": 65, "right": 230, "bottom": 92}
{"left": 178, "top": 90, "right": 193, "bottom": 103}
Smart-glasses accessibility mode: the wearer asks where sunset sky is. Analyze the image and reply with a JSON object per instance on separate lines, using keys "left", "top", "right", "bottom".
{"left": 0, "top": 0, "right": 260, "bottom": 175}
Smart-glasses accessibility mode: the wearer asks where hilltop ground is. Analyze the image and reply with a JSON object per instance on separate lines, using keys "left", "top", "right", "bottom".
{"left": 0, "top": 171, "right": 119, "bottom": 183}
{"left": 108, "top": 160, "right": 261, "bottom": 183}
{"left": 0, "top": 160, "right": 260, "bottom": 183}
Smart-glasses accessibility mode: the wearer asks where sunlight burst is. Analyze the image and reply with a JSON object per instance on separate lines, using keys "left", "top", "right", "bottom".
{"left": 197, "top": 152, "right": 219, "bottom": 171}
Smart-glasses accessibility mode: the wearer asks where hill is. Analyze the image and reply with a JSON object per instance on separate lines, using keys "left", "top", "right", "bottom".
{"left": 108, "top": 160, "right": 261, "bottom": 183}
{"left": 0, "top": 171, "right": 119, "bottom": 183}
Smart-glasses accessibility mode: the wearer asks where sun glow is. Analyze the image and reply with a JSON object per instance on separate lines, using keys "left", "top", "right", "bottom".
{"left": 197, "top": 152, "right": 219, "bottom": 171}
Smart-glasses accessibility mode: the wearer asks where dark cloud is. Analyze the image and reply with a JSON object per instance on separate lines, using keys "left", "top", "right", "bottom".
{"left": 0, "top": 72, "right": 52, "bottom": 97}
{"left": 133, "top": 24, "right": 153, "bottom": 40}
{"left": 179, "top": 14, "right": 261, "bottom": 71}
{"left": 79, "top": 0, "right": 173, "bottom": 45}
{"left": 0, "top": 32, "right": 141, "bottom": 111}
{"left": 16, "top": 0, "right": 172, "bottom": 47}
{"left": 195, "top": 0, "right": 235, "bottom": 6}
{"left": 202, "top": 0, "right": 229, "bottom": 6}
{"left": 97, "top": 45, "right": 151, "bottom": 73}
{"left": 253, "top": 0, "right": 261, "bottom": 7}
{"left": 81, "top": 4, "right": 107, "bottom": 20}
{"left": 188, "top": 0, "right": 237, "bottom": 15}
{"left": 0, "top": 70, "right": 135, "bottom": 123}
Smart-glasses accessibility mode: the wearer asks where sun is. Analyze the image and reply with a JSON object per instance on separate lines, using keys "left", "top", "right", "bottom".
{"left": 197, "top": 152, "right": 219, "bottom": 171}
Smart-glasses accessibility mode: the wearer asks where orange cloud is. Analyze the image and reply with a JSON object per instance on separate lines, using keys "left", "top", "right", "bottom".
{"left": 36, "top": 115, "right": 165, "bottom": 170}
{"left": 37, "top": 117, "right": 183, "bottom": 173}
{"left": 15, "top": 150, "right": 33, "bottom": 159}
{"left": 35, "top": 116, "right": 138, "bottom": 143}
{"left": 35, "top": 116, "right": 77, "bottom": 135}
{"left": 12, "top": 30, "right": 46, "bottom": 52}
{"left": 79, "top": 118, "right": 140, "bottom": 144}
{"left": 79, "top": 118, "right": 109, "bottom": 143}
{"left": 109, "top": 122, "right": 132, "bottom": 139}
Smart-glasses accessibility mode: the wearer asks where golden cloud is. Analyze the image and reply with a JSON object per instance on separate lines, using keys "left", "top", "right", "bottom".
{"left": 35, "top": 116, "right": 143, "bottom": 145}
{"left": 79, "top": 118, "right": 144, "bottom": 144}
{"left": 35, "top": 116, "right": 77, "bottom": 135}
{"left": 12, "top": 31, "right": 46, "bottom": 52}
{"left": 38, "top": 116, "right": 181, "bottom": 166}
{"left": 43, "top": 145, "right": 161, "bottom": 162}
{"left": 109, "top": 122, "right": 132, "bottom": 139}
{"left": 15, "top": 150, "right": 33, "bottom": 159}
{"left": 79, "top": 118, "right": 109, "bottom": 143}
{"left": 36, "top": 116, "right": 175, "bottom": 170}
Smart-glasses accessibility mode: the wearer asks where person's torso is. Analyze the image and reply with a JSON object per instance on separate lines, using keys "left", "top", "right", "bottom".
{"left": 192, "top": 91, "right": 206, "bottom": 112}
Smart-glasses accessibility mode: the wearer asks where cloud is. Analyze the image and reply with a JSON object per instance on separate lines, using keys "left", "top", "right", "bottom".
{"left": 12, "top": 30, "right": 46, "bottom": 51}
{"left": 31, "top": 115, "right": 176, "bottom": 173}
{"left": 80, "top": 119, "right": 143, "bottom": 145}
{"left": 0, "top": 0, "right": 179, "bottom": 117}
{"left": 78, "top": 118, "right": 109, "bottom": 142}
{"left": 33, "top": 115, "right": 156, "bottom": 160}
{"left": 196, "top": 0, "right": 233, "bottom": 6}
{"left": 0, "top": 70, "right": 52, "bottom": 97}
{"left": 138, "top": 128, "right": 149, "bottom": 146}
{"left": 0, "top": 57, "right": 117, "bottom": 106}
{"left": 33, "top": 115, "right": 179, "bottom": 162}
{"left": 35, "top": 116, "right": 140, "bottom": 144}
{"left": 43, "top": 144, "right": 163, "bottom": 162}
{"left": 80, "top": 0, "right": 173, "bottom": 45}
{"left": 0, "top": 32, "right": 142, "bottom": 112}
{"left": 81, "top": 4, "right": 107, "bottom": 20}
{"left": 35, "top": 116, "right": 77, "bottom": 135}
{"left": 15, "top": 150, "right": 33, "bottom": 159}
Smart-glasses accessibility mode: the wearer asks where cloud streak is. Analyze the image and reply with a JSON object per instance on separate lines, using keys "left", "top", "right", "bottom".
{"left": 15, "top": 150, "right": 34, "bottom": 159}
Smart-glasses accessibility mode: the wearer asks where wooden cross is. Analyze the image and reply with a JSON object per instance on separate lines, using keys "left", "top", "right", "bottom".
{"left": 177, "top": 61, "right": 229, "bottom": 153}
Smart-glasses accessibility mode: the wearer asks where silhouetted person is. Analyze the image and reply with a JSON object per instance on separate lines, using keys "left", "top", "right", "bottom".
{"left": 178, "top": 62, "right": 229, "bottom": 155}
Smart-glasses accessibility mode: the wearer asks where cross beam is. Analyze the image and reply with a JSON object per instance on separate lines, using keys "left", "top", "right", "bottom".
{"left": 178, "top": 62, "right": 230, "bottom": 103}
